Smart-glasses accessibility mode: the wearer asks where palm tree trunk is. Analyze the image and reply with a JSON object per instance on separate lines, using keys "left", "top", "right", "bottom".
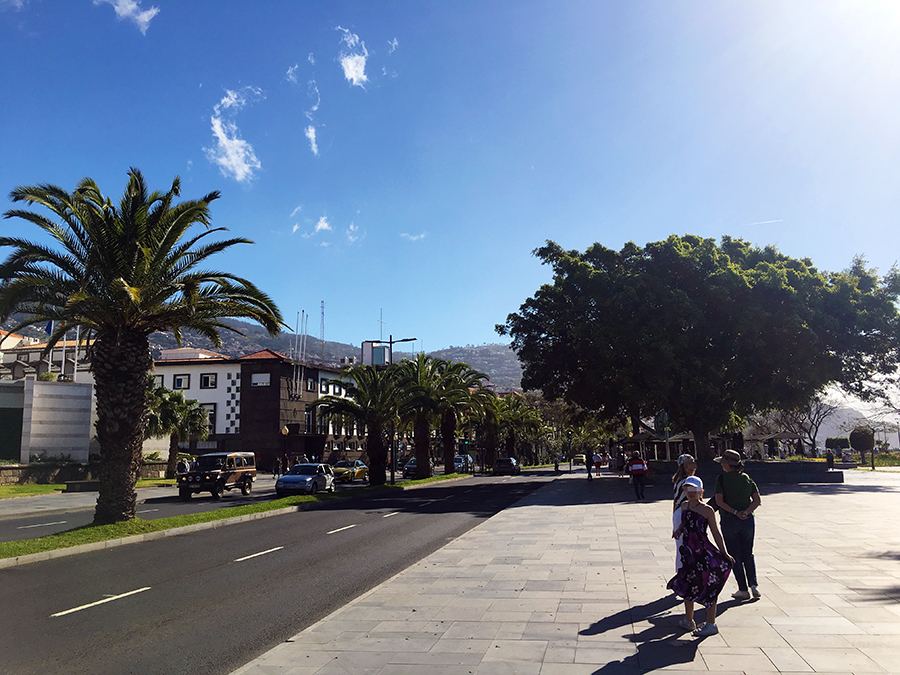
{"left": 166, "top": 433, "right": 180, "bottom": 479}
{"left": 367, "top": 423, "right": 388, "bottom": 486}
{"left": 414, "top": 413, "right": 431, "bottom": 479}
{"left": 92, "top": 328, "right": 152, "bottom": 524}
{"left": 441, "top": 411, "right": 457, "bottom": 474}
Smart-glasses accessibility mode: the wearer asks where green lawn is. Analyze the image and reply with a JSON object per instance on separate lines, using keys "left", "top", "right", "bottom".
{"left": 0, "top": 484, "right": 65, "bottom": 499}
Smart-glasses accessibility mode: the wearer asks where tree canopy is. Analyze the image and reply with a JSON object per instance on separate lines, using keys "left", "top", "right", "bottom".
{"left": 499, "top": 234, "right": 900, "bottom": 460}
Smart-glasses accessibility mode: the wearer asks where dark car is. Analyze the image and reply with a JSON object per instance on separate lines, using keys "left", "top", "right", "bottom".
{"left": 454, "top": 454, "right": 473, "bottom": 473}
{"left": 493, "top": 457, "right": 521, "bottom": 475}
{"left": 402, "top": 458, "right": 418, "bottom": 479}
{"left": 177, "top": 451, "right": 256, "bottom": 500}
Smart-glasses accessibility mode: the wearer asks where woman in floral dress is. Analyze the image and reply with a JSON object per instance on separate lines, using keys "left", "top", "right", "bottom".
{"left": 667, "top": 475, "right": 733, "bottom": 637}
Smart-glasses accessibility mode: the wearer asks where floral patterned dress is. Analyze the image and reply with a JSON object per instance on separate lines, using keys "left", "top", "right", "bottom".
{"left": 667, "top": 508, "right": 732, "bottom": 607}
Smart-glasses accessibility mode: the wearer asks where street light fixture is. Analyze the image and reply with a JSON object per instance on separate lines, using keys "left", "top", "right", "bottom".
{"left": 362, "top": 335, "right": 417, "bottom": 484}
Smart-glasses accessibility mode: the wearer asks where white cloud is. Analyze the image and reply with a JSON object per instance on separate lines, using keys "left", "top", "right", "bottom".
{"left": 285, "top": 64, "right": 299, "bottom": 83}
{"left": 314, "top": 216, "right": 332, "bottom": 233}
{"left": 204, "top": 87, "right": 264, "bottom": 183}
{"left": 308, "top": 53, "right": 315, "bottom": 65}
{"left": 305, "top": 126, "right": 319, "bottom": 156}
{"left": 400, "top": 232, "right": 426, "bottom": 242}
{"left": 290, "top": 205, "right": 302, "bottom": 218}
{"left": 93, "top": 0, "right": 159, "bottom": 35}
{"left": 292, "top": 224, "right": 300, "bottom": 233}
{"left": 0, "top": 0, "right": 27, "bottom": 10}
{"left": 347, "top": 223, "right": 359, "bottom": 244}
{"left": 388, "top": 38, "right": 398, "bottom": 53}
{"left": 336, "top": 27, "right": 368, "bottom": 87}
{"left": 305, "top": 80, "right": 320, "bottom": 121}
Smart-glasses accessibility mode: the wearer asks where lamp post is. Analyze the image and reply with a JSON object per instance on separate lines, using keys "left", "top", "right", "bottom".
{"left": 363, "top": 334, "right": 416, "bottom": 484}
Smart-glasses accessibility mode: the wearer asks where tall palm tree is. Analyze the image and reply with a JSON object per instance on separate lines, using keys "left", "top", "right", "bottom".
{"left": 497, "top": 395, "right": 543, "bottom": 463}
{"left": 0, "top": 168, "right": 282, "bottom": 523}
{"left": 397, "top": 353, "right": 448, "bottom": 479}
{"left": 146, "top": 377, "right": 210, "bottom": 478}
{"left": 313, "top": 364, "right": 400, "bottom": 486}
{"left": 436, "top": 361, "right": 490, "bottom": 474}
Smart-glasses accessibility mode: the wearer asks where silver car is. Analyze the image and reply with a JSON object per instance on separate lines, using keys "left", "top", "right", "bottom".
{"left": 275, "top": 463, "right": 335, "bottom": 496}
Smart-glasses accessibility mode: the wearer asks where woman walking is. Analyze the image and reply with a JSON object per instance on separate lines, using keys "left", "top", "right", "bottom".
{"left": 714, "top": 449, "right": 762, "bottom": 600}
{"left": 668, "top": 476, "right": 733, "bottom": 636}
{"left": 672, "top": 454, "right": 696, "bottom": 570}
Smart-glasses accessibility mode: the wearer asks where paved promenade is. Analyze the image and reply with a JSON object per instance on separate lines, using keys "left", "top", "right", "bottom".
{"left": 232, "top": 469, "right": 900, "bottom": 675}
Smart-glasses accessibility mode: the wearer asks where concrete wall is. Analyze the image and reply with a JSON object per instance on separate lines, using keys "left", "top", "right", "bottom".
{"left": 20, "top": 380, "right": 92, "bottom": 463}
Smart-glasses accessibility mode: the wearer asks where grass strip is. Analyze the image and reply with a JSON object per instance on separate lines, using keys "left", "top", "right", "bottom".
{"left": 0, "top": 473, "right": 471, "bottom": 560}
{"left": 0, "top": 484, "right": 66, "bottom": 499}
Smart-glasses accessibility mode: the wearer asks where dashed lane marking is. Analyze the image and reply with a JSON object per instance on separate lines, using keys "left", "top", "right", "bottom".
{"left": 235, "top": 546, "right": 284, "bottom": 562}
{"left": 51, "top": 587, "right": 151, "bottom": 618}
{"left": 326, "top": 524, "right": 358, "bottom": 535}
{"left": 17, "top": 520, "right": 67, "bottom": 530}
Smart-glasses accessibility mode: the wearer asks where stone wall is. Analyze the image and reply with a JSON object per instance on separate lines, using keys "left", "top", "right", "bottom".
{"left": 0, "top": 461, "right": 168, "bottom": 485}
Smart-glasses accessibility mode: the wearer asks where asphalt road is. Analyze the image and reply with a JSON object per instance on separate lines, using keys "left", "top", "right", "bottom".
{"left": 0, "top": 470, "right": 553, "bottom": 675}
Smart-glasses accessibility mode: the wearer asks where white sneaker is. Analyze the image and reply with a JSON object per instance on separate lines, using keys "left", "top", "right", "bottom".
{"left": 751, "top": 585, "right": 761, "bottom": 598}
{"left": 677, "top": 617, "right": 696, "bottom": 631}
{"left": 692, "top": 622, "right": 718, "bottom": 637}
{"left": 732, "top": 590, "right": 751, "bottom": 600}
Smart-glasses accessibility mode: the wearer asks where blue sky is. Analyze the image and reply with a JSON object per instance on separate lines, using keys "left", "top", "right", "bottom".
{"left": 2, "top": 1, "right": 899, "bottom": 353}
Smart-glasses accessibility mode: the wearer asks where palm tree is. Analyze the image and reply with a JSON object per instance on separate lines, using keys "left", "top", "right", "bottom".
{"left": 146, "top": 377, "right": 210, "bottom": 478}
{"left": 313, "top": 364, "right": 400, "bottom": 486}
{"left": 497, "top": 395, "right": 543, "bottom": 464}
{"left": 0, "top": 169, "right": 282, "bottom": 523}
{"left": 436, "top": 361, "right": 490, "bottom": 474}
{"left": 397, "top": 353, "right": 448, "bottom": 479}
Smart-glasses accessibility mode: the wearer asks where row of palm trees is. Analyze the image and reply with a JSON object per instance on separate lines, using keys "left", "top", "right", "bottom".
{"left": 313, "top": 353, "right": 545, "bottom": 486}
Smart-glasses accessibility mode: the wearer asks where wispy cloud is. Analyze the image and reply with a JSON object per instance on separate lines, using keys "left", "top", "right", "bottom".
{"left": 746, "top": 219, "right": 784, "bottom": 226}
{"left": 285, "top": 64, "right": 299, "bottom": 83}
{"left": 0, "top": 0, "right": 27, "bottom": 10}
{"left": 387, "top": 38, "right": 398, "bottom": 53}
{"left": 305, "top": 80, "right": 320, "bottom": 120}
{"left": 303, "top": 216, "right": 332, "bottom": 239}
{"left": 203, "top": 87, "right": 263, "bottom": 183}
{"left": 336, "top": 27, "right": 368, "bottom": 88}
{"left": 308, "top": 53, "right": 315, "bottom": 65}
{"left": 347, "top": 223, "right": 360, "bottom": 244}
{"left": 292, "top": 223, "right": 300, "bottom": 233}
{"left": 305, "top": 126, "right": 319, "bottom": 156}
{"left": 400, "top": 232, "right": 426, "bottom": 242}
{"left": 93, "top": 0, "right": 159, "bottom": 35}
{"left": 290, "top": 205, "right": 302, "bottom": 218}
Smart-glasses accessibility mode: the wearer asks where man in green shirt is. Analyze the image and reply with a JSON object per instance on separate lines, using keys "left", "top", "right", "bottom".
{"left": 714, "top": 450, "right": 762, "bottom": 601}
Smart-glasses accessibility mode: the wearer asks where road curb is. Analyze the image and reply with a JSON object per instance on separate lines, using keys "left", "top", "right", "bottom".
{"left": 0, "top": 474, "right": 475, "bottom": 569}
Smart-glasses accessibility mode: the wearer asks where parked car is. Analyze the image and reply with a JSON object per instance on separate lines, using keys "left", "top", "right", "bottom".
{"left": 177, "top": 451, "right": 256, "bottom": 500}
{"left": 402, "top": 458, "right": 419, "bottom": 479}
{"left": 454, "top": 454, "right": 473, "bottom": 473}
{"left": 275, "top": 463, "right": 335, "bottom": 496}
{"left": 573, "top": 454, "right": 586, "bottom": 465}
{"left": 493, "top": 457, "right": 521, "bottom": 475}
{"left": 332, "top": 459, "right": 368, "bottom": 483}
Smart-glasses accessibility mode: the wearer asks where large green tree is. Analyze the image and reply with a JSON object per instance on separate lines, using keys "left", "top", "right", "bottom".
{"left": 397, "top": 353, "right": 445, "bottom": 479}
{"left": 313, "top": 364, "right": 401, "bottom": 486}
{"left": 0, "top": 169, "right": 282, "bottom": 522}
{"left": 434, "top": 361, "right": 490, "bottom": 474}
{"left": 500, "top": 235, "right": 900, "bottom": 461}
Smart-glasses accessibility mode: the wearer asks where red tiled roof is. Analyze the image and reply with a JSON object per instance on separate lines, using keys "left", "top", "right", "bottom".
{"left": 239, "top": 349, "right": 289, "bottom": 360}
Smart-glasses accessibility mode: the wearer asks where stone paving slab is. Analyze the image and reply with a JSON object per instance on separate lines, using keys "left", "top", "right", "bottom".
{"left": 232, "top": 469, "right": 900, "bottom": 675}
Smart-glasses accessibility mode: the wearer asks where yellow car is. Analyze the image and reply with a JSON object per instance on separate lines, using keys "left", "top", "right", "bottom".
{"left": 573, "top": 454, "right": 586, "bottom": 465}
{"left": 332, "top": 460, "right": 368, "bottom": 483}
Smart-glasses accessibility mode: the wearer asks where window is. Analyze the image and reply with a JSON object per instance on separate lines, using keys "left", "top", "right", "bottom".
{"left": 173, "top": 374, "right": 190, "bottom": 390}
{"left": 305, "top": 410, "right": 314, "bottom": 434}
{"left": 306, "top": 378, "right": 317, "bottom": 392}
{"left": 333, "top": 382, "right": 343, "bottom": 396}
{"left": 153, "top": 374, "right": 164, "bottom": 388}
{"left": 320, "top": 379, "right": 329, "bottom": 394}
{"left": 200, "top": 403, "right": 216, "bottom": 433}
{"left": 251, "top": 373, "right": 270, "bottom": 387}
{"left": 200, "top": 373, "right": 217, "bottom": 389}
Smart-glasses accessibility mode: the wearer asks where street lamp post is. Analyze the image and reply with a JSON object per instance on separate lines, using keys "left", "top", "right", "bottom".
{"left": 363, "top": 334, "right": 416, "bottom": 485}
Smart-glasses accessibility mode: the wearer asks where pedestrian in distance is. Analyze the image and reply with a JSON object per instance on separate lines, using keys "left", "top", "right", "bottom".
{"left": 668, "top": 476, "right": 734, "bottom": 637}
{"left": 714, "top": 449, "right": 762, "bottom": 601}
{"left": 627, "top": 451, "right": 648, "bottom": 499}
{"left": 616, "top": 451, "right": 626, "bottom": 478}
{"left": 672, "top": 453, "right": 697, "bottom": 570}
{"left": 586, "top": 458, "right": 593, "bottom": 481}
{"left": 176, "top": 457, "right": 189, "bottom": 474}
{"left": 593, "top": 451, "right": 603, "bottom": 475}
{"left": 272, "top": 458, "right": 281, "bottom": 478}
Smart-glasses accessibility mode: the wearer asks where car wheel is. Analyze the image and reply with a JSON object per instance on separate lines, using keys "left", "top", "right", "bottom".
{"left": 328, "top": 481, "right": 335, "bottom": 493}
{"left": 179, "top": 488, "right": 191, "bottom": 501}
{"left": 310, "top": 482, "right": 318, "bottom": 495}
{"left": 210, "top": 483, "right": 222, "bottom": 499}
{"left": 240, "top": 479, "right": 252, "bottom": 496}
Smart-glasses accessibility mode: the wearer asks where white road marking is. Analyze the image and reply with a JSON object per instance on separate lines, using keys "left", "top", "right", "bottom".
{"left": 17, "top": 520, "right": 67, "bottom": 530}
{"left": 51, "top": 587, "right": 151, "bottom": 618}
{"left": 382, "top": 512, "right": 399, "bottom": 518}
{"left": 326, "top": 524, "right": 358, "bottom": 535}
{"left": 137, "top": 509, "right": 158, "bottom": 514}
{"left": 234, "top": 546, "right": 284, "bottom": 562}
